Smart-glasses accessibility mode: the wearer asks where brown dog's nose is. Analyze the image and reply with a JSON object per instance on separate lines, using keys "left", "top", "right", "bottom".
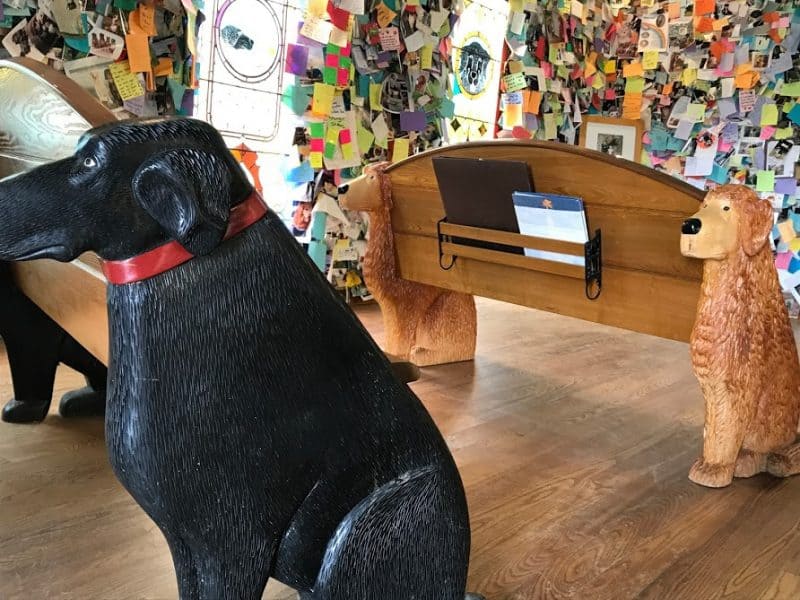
{"left": 337, "top": 184, "right": 349, "bottom": 195}
{"left": 682, "top": 218, "right": 702, "bottom": 235}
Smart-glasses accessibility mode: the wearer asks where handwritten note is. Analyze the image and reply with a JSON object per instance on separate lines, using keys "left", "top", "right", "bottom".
{"left": 300, "top": 15, "right": 333, "bottom": 44}
{"left": 109, "top": 61, "right": 145, "bottom": 101}
{"left": 379, "top": 27, "right": 401, "bottom": 51}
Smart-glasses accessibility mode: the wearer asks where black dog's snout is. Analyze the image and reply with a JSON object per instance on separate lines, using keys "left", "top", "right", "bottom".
{"left": 682, "top": 218, "right": 702, "bottom": 235}
{"left": 338, "top": 185, "right": 349, "bottom": 195}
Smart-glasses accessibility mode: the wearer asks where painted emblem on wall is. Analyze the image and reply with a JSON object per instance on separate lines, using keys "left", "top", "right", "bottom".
{"left": 455, "top": 34, "right": 492, "bottom": 98}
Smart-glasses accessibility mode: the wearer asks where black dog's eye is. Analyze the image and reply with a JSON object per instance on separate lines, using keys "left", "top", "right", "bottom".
{"left": 83, "top": 157, "right": 97, "bottom": 168}
{"left": 723, "top": 206, "right": 730, "bottom": 211}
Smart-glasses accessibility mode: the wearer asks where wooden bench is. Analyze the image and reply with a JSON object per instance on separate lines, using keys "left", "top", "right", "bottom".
{"left": 385, "top": 143, "right": 705, "bottom": 343}
{"left": 1, "top": 58, "right": 113, "bottom": 363}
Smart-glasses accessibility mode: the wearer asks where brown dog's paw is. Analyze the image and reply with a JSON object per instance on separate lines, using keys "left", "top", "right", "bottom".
{"left": 734, "top": 449, "right": 767, "bottom": 478}
{"left": 688, "top": 458, "right": 735, "bottom": 488}
{"left": 766, "top": 444, "right": 800, "bottom": 478}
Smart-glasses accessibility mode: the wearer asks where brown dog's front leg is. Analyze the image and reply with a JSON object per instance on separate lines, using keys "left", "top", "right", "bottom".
{"left": 689, "top": 389, "right": 746, "bottom": 488}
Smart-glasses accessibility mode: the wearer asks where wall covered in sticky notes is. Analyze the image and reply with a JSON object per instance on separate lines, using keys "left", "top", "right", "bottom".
{"left": 502, "top": 0, "right": 800, "bottom": 300}
{"left": 1, "top": 0, "right": 199, "bottom": 118}
{"left": 277, "top": 0, "right": 462, "bottom": 302}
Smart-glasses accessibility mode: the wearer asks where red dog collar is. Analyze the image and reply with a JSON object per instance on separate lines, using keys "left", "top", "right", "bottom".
{"left": 102, "top": 191, "right": 267, "bottom": 285}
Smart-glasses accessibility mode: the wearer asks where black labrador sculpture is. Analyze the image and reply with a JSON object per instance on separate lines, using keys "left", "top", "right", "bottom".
{"left": 0, "top": 118, "right": 479, "bottom": 600}
{"left": 0, "top": 262, "right": 107, "bottom": 422}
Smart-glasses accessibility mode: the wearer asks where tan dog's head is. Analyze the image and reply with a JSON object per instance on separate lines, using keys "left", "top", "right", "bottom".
{"left": 338, "top": 162, "right": 390, "bottom": 212}
{"left": 680, "top": 184, "right": 773, "bottom": 261}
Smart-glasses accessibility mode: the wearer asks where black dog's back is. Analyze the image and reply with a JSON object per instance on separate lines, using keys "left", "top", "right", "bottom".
{"left": 105, "top": 208, "right": 469, "bottom": 596}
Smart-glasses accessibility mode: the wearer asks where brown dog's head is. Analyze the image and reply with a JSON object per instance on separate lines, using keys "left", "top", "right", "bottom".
{"left": 338, "top": 162, "right": 390, "bottom": 212}
{"left": 680, "top": 184, "right": 773, "bottom": 261}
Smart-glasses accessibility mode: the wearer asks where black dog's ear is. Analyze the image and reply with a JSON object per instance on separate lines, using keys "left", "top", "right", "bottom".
{"left": 132, "top": 149, "right": 231, "bottom": 256}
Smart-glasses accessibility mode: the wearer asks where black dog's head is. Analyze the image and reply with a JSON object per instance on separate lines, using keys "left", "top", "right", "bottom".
{"left": 0, "top": 118, "right": 253, "bottom": 262}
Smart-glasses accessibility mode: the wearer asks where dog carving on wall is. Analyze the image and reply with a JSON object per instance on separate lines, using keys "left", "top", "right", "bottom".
{"left": 680, "top": 184, "right": 800, "bottom": 488}
{"left": 339, "top": 163, "right": 477, "bottom": 367}
{"left": 0, "top": 119, "right": 482, "bottom": 600}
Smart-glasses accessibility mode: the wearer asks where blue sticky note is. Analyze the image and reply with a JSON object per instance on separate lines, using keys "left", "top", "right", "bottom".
{"left": 789, "top": 256, "right": 800, "bottom": 273}
{"left": 777, "top": 178, "right": 799, "bottom": 196}
{"left": 649, "top": 127, "right": 670, "bottom": 152}
{"left": 308, "top": 240, "right": 327, "bottom": 272}
{"left": 166, "top": 79, "right": 187, "bottom": 111}
{"left": 309, "top": 210, "right": 327, "bottom": 240}
{"left": 789, "top": 104, "right": 800, "bottom": 126}
{"left": 710, "top": 163, "right": 730, "bottom": 185}
{"left": 286, "top": 160, "right": 315, "bottom": 184}
{"left": 439, "top": 98, "right": 455, "bottom": 118}
{"left": 64, "top": 34, "right": 90, "bottom": 53}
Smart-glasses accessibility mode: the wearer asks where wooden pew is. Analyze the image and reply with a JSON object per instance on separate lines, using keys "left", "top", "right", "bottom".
{"left": 385, "top": 143, "right": 705, "bottom": 342}
{"left": 1, "top": 58, "right": 113, "bottom": 363}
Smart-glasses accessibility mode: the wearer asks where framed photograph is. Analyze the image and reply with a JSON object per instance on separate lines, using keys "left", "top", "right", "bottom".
{"left": 579, "top": 116, "right": 643, "bottom": 162}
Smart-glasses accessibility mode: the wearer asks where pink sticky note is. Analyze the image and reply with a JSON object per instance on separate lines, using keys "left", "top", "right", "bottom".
{"left": 776, "top": 252, "right": 792, "bottom": 270}
{"left": 760, "top": 126, "right": 776, "bottom": 140}
{"left": 339, "top": 128, "right": 352, "bottom": 144}
{"left": 542, "top": 62, "right": 553, "bottom": 78}
{"left": 325, "top": 53, "right": 339, "bottom": 67}
{"left": 337, "top": 68, "right": 349, "bottom": 86}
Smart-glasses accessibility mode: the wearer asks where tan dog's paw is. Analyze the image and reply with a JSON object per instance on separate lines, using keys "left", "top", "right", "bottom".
{"left": 689, "top": 458, "right": 735, "bottom": 488}
{"left": 734, "top": 449, "right": 767, "bottom": 478}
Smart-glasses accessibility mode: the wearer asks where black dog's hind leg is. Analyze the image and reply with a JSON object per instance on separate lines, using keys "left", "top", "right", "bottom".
{"left": 0, "top": 267, "right": 107, "bottom": 422}
{"left": 308, "top": 466, "right": 471, "bottom": 600}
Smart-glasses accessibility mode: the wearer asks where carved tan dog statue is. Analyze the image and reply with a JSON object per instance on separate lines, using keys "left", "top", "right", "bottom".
{"left": 680, "top": 184, "right": 800, "bottom": 488}
{"left": 339, "top": 163, "right": 477, "bottom": 366}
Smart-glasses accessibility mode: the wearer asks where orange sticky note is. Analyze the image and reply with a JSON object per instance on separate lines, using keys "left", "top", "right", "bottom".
{"left": 695, "top": 0, "right": 714, "bottom": 15}
{"left": 139, "top": 5, "right": 157, "bottom": 36}
{"left": 584, "top": 61, "right": 597, "bottom": 78}
{"left": 526, "top": 90, "right": 542, "bottom": 114}
{"left": 125, "top": 32, "right": 151, "bottom": 73}
{"left": 154, "top": 57, "right": 173, "bottom": 77}
{"left": 668, "top": 1, "right": 680, "bottom": 18}
{"left": 623, "top": 62, "right": 644, "bottom": 78}
{"left": 696, "top": 17, "right": 714, "bottom": 33}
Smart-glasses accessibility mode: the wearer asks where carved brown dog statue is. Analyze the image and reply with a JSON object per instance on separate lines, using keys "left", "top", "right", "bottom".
{"left": 339, "top": 163, "right": 477, "bottom": 367}
{"left": 680, "top": 184, "right": 800, "bottom": 488}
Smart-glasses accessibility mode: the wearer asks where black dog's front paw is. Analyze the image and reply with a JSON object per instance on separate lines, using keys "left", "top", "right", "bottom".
{"left": 2, "top": 398, "right": 50, "bottom": 423}
{"left": 59, "top": 386, "right": 106, "bottom": 418}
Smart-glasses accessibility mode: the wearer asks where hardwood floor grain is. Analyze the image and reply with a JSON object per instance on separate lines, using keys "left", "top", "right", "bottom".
{"left": 2, "top": 298, "right": 799, "bottom": 599}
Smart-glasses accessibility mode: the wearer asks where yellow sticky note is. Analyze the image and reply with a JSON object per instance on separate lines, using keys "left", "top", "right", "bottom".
{"left": 420, "top": 44, "right": 433, "bottom": 70}
{"left": 643, "top": 51, "right": 659, "bottom": 70}
{"left": 777, "top": 219, "right": 795, "bottom": 243}
{"left": 761, "top": 104, "right": 779, "bottom": 126}
{"left": 687, "top": 103, "right": 706, "bottom": 121}
{"left": 392, "top": 138, "right": 409, "bottom": 162}
{"left": 376, "top": 2, "right": 397, "bottom": 28}
{"left": 776, "top": 127, "right": 794, "bottom": 140}
{"left": 369, "top": 82, "right": 382, "bottom": 111}
{"left": 781, "top": 82, "right": 800, "bottom": 96}
{"left": 790, "top": 238, "right": 800, "bottom": 252}
{"left": 625, "top": 77, "right": 645, "bottom": 93}
{"left": 310, "top": 152, "right": 323, "bottom": 169}
{"left": 603, "top": 60, "right": 616, "bottom": 74}
{"left": 681, "top": 68, "right": 697, "bottom": 86}
{"left": 308, "top": 0, "right": 327, "bottom": 15}
{"left": 312, "top": 83, "right": 335, "bottom": 116}
{"left": 108, "top": 62, "right": 145, "bottom": 101}
{"left": 543, "top": 113, "right": 557, "bottom": 139}
{"left": 623, "top": 62, "right": 643, "bottom": 78}
{"left": 505, "top": 103, "right": 523, "bottom": 128}
{"left": 326, "top": 126, "right": 340, "bottom": 144}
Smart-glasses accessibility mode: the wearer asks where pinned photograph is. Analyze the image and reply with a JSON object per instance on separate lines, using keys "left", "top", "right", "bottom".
{"left": 638, "top": 14, "right": 669, "bottom": 53}
{"left": 2, "top": 19, "right": 45, "bottom": 61}
{"left": 597, "top": 133, "right": 624, "bottom": 157}
{"left": 580, "top": 116, "right": 644, "bottom": 162}
{"left": 752, "top": 52, "right": 770, "bottom": 69}
{"left": 668, "top": 17, "right": 693, "bottom": 50}
{"left": 89, "top": 21, "right": 125, "bottom": 60}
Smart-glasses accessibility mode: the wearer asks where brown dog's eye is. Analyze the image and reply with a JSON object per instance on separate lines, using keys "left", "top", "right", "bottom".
{"left": 723, "top": 206, "right": 730, "bottom": 211}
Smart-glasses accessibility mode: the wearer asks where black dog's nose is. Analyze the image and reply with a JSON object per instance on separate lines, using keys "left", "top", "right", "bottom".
{"left": 682, "top": 218, "right": 702, "bottom": 235}
{"left": 338, "top": 185, "right": 349, "bottom": 195}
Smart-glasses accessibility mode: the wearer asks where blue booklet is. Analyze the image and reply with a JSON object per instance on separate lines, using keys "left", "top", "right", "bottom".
{"left": 511, "top": 192, "right": 588, "bottom": 266}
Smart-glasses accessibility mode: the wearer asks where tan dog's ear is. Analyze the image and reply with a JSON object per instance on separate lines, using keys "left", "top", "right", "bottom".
{"left": 740, "top": 195, "right": 773, "bottom": 256}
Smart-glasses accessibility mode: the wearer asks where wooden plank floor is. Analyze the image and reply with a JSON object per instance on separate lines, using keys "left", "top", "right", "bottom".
{"left": 2, "top": 298, "right": 800, "bottom": 599}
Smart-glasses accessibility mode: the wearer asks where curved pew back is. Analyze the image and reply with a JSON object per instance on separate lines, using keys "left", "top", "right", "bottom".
{"left": 0, "top": 58, "right": 114, "bottom": 361}
{"left": 387, "top": 142, "right": 705, "bottom": 342}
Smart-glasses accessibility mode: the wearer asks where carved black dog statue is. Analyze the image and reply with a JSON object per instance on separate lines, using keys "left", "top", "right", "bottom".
{"left": 0, "top": 118, "right": 478, "bottom": 599}
{"left": 0, "top": 262, "right": 106, "bottom": 422}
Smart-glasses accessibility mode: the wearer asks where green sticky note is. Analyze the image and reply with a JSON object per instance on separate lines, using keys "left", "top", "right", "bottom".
{"left": 780, "top": 82, "right": 800, "bottom": 97}
{"left": 309, "top": 121, "right": 325, "bottom": 138}
{"left": 776, "top": 127, "right": 794, "bottom": 139}
{"left": 543, "top": 113, "right": 557, "bottom": 140}
{"left": 283, "top": 85, "right": 311, "bottom": 116}
{"left": 687, "top": 103, "right": 706, "bottom": 121}
{"left": 323, "top": 66, "right": 337, "bottom": 85}
{"left": 625, "top": 77, "right": 645, "bottom": 93}
{"left": 761, "top": 104, "right": 779, "bottom": 126}
{"left": 114, "top": 0, "right": 137, "bottom": 9}
{"left": 357, "top": 123, "right": 374, "bottom": 152}
{"left": 756, "top": 170, "right": 775, "bottom": 192}
{"left": 439, "top": 98, "right": 455, "bottom": 118}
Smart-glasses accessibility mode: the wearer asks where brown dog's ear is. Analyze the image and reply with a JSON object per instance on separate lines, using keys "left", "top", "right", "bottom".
{"left": 740, "top": 195, "right": 773, "bottom": 256}
{"left": 133, "top": 149, "right": 231, "bottom": 256}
